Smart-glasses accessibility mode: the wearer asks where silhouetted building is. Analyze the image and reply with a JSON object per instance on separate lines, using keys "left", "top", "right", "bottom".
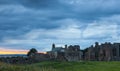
{"left": 84, "top": 42, "right": 120, "bottom": 61}
{"left": 47, "top": 44, "right": 82, "bottom": 61}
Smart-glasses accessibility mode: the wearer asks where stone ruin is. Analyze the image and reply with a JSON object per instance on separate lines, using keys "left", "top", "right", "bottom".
{"left": 47, "top": 44, "right": 82, "bottom": 61}
{"left": 84, "top": 42, "right": 120, "bottom": 61}
{"left": 1, "top": 42, "right": 120, "bottom": 64}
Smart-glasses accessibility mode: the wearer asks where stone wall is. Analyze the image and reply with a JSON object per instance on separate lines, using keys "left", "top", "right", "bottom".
{"left": 84, "top": 42, "right": 120, "bottom": 61}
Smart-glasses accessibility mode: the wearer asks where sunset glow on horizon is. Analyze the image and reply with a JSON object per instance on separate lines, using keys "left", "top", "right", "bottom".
{"left": 0, "top": 48, "right": 47, "bottom": 54}
{"left": 0, "top": 48, "right": 28, "bottom": 54}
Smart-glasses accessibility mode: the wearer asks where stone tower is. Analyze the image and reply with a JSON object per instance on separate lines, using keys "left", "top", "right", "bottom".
{"left": 65, "top": 45, "right": 67, "bottom": 49}
{"left": 52, "top": 43, "right": 55, "bottom": 49}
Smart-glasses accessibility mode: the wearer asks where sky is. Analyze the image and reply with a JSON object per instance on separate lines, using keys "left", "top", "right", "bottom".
{"left": 0, "top": 0, "right": 120, "bottom": 54}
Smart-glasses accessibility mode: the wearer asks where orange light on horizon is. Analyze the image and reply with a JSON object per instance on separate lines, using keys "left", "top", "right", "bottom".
{"left": 38, "top": 52, "right": 47, "bottom": 54}
{"left": 0, "top": 48, "right": 28, "bottom": 54}
{"left": 0, "top": 48, "right": 47, "bottom": 55}
{"left": 0, "top": 51, "right": 27, "bottom": 54}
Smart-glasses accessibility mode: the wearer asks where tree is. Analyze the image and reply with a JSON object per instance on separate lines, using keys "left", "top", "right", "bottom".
{"left": 27, "top": 48, "right": 38, "bottom": 57}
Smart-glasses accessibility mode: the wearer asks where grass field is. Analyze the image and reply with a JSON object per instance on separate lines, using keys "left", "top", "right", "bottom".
{"left": 0, "top": 61, "right": 120, "bottom": 71}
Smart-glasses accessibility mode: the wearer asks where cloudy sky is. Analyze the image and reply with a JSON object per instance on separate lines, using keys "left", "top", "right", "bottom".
{"left": 0, "top": 0, "right": 120, "bottom": 53}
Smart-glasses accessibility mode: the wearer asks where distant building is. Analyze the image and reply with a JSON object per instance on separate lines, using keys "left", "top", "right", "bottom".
{"left": 47, "top": 44, "right": 82, "bottom": 61}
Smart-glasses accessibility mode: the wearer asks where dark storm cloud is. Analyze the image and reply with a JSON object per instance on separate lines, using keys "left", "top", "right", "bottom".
{"left": 22, "top": 0, "right": 60, "bottom": 9}
{"left": 1, "top": 0, "right": 120, "bottom": 22}
{"left": 0, "top": 0, "right": 120, "bottom": 51}
{"left": 60, "top": 0, "right": 120, "bottom": 21}
{"left": 0, "top": 0, "right": 63, "bottom": 9}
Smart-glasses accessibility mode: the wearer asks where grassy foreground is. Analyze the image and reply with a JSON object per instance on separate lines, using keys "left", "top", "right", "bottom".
{"left": 0, "top": 61, "right": 120, "bottom": 71}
